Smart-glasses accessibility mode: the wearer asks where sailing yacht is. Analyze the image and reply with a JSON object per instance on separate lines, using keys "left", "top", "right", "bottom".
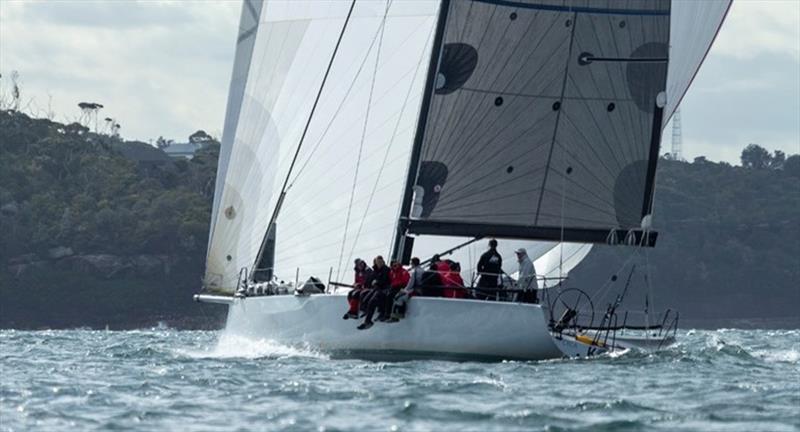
{"left": 196, "top": 0, "right": 731, "bottom": 360}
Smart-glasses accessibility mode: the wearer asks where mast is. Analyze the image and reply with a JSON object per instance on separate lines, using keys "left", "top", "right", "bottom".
{"left": 390, "top": 0, "right": 451, "bottom": 264}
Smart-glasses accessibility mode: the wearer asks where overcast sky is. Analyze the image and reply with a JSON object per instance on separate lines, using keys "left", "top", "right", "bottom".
{"left": 1, "top": 0, "right": 798, "bottom": 164}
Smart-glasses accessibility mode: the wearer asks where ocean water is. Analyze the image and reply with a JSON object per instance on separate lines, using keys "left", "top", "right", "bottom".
{"left": 1, "top": 329, "right": 798, "bottom": 432}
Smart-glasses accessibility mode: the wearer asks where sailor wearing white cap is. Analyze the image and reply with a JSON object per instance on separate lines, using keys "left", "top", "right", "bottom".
{"left": 514, "top": 248, "right": 538, "bottom": 303}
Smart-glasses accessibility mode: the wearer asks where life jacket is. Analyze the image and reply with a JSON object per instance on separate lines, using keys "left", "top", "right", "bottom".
{"left": 354, "top": 266, "right": 372, "bottom": 288}
{"left": 440, "top": 262, "right": 466, "bottom": 298}
{"left": 390, "top": 266, "right": 410, "bottom": 289}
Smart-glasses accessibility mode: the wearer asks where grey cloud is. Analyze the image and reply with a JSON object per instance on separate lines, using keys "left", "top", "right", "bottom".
{"left": 19, "top": 1, "right": 199, "bottom": 30}
{"left": 676, "top": 51, "right": 800, "bottom": 162}
{"left": 1, "top": 1, "right": 798, "bottom": 165}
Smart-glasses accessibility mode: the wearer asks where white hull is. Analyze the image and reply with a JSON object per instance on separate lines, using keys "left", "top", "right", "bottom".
{"left": 222, "top": 294, "right": 564, "bottom": 361}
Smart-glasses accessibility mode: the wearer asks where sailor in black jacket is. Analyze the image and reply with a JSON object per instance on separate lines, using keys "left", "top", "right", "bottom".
{"left": 476, "top": 239, "right": 502, "bottom": 299}
{"left": 358, "top": 256, "right": 391, "bottom": 330}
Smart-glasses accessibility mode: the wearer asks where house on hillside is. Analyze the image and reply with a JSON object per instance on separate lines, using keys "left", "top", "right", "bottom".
{"left": 161, "top": 142, "right": 203, "bottom": 159}
{"left": 112, "top": 141, "right": 172, "bottom": 166}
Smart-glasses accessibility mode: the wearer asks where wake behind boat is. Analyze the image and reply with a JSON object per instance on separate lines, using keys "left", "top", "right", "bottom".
{"left": 196, "top": 0, "right": 731, "bottom": 361}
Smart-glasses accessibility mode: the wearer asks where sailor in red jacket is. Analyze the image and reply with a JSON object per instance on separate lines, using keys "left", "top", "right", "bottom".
{"left": 343, "top": 258, "right": 372, "bottom": 320}
{"left": 390, "top": 261, "right": 410, "bottom": 289}
{"left": 383, "top": 260, "right": 410, "bottom": 320}
{"left": 441, "top": 260, "right": 467, "bottom": 298}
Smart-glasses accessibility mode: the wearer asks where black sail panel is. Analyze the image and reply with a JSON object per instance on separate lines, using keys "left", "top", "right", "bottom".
{"left": 407, "top": 0, "right": 670, "bottom": 246}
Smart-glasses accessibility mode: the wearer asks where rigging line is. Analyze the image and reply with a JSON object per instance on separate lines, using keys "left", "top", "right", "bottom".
{"left": 272, "top": 181, "right": 404, "bottom": 248}
{"left": 288, "top": 1, "right": 422, "bottom": 188}
{"left": 239, "top": 158, "right": 410, "bottom": 252}
{"left": 346, "top": 19, "right": 435, "bottom": 268}
{"left": 252, "top": 0, "right": 358, "bottom": 278}
{"left": 272, "top": 20, "right": 395, "bottom": 174}
{"left": 335, "top": 0, "right": 391, "bottom": 283}
{"left": 559, "top": 126, "right": 566, "bottom": 281}
{"left": 589, "top": 248, "right": 641, "bottom": 307}
{"left": 644, "top": 246, "right": 653, "bottom": 336}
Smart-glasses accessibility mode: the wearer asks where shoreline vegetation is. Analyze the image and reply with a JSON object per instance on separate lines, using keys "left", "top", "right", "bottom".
{"left": 1, "top": 110, "right": 798, "bottom": 330}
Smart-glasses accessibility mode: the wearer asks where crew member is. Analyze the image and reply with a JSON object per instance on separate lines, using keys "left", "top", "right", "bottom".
{"left": 358, "top": 256, "right": 390, "bottom": 330}
{"left": 384, "top": 260, "right": 410, "bottom": 320}
{"left": 514, "top": 247, "right": 538, "bottom": 304}
{"left": 390, "top": 257, "right": 424, "bottom": 321}
{"left": 421, "top": 255, "right": 445, "bottom": 297}
{"left": 442, "top": 261, "right": 466, "bottom": 298}
{"left": 343, "top": 258, "right": 372, "bottom": 320}
{"left": 476, "top": 239, "right": 502, "bottom": 300}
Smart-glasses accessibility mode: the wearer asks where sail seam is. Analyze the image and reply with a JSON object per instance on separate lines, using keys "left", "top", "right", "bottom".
{"left": 533, "top": 10, "right": 578, "bottom": 226}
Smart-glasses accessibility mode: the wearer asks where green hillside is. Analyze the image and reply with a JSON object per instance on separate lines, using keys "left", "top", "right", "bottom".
{"left": 0, "top": 110, "right": 224, "bottom": 328}
{"left": 0, "top": 110, "right": 798, "bottom": 329}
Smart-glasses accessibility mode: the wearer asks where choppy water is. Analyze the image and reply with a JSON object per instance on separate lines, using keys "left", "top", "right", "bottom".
{"left": 1, "top": 328, "right": 798, "bottom": 432}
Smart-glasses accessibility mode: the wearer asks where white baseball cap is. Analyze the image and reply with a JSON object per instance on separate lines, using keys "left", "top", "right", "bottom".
{"left": 514, "top": 248, "right": 527, "bottom": 255}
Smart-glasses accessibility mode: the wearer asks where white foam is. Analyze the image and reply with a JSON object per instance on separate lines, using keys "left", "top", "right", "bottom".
{"left": 177, "top": 332, "right": 329, "bottom": 360}
{"left": 755, "top": 349, "right": 800, "bottom": 364}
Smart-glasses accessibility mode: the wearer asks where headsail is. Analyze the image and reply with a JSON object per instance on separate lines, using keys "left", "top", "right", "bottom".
{"left": 533, "top": 242, "right": 593, "bottom": 284}
{"left": 206, "top": 1, "right": 440, "bottom": 291}
{"left": 664, "top": 0, "right": 732, "bottom": 123}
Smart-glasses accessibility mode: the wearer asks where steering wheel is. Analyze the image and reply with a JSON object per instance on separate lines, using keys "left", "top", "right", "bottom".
{"left": 549, "top": 288, "right": 595, "bottom": 332}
